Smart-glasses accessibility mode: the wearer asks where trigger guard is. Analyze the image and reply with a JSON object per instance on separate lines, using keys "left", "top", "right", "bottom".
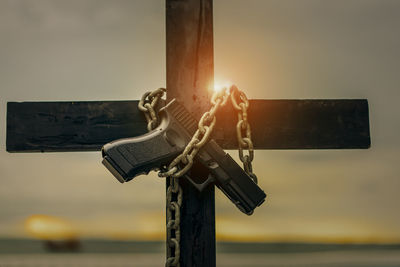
{"left": 184, "top": 174, "right": 215, "bottom": 192}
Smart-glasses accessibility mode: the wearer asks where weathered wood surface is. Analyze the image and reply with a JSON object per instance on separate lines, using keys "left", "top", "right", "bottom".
{"left": 7, "top": 101, "right": 149, "bottom": 152}
{"left": 216, "top": 99, "right": 370, "bottom": 149}
{"left": 166, "top": 0, "right": 216, "bottom": 266}
{"left": 7, "top": 99, "right": 370, "bottom": 153}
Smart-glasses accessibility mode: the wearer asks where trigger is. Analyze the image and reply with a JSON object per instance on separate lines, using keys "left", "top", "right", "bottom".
{"left": 184, "top": 174, "right": 215, "bottom": 192}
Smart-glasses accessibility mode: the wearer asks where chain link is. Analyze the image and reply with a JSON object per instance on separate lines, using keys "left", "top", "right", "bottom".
{"left": 138, "top": 88, "right": 166, "bottom": 131}
{"left": 139, "top": 85, "right": 257, "bottom": 266}
{"left": 230, "top": 85, "right": 258, "bottom": 184}
{"left": 159, "top": 88, "right": 230, "bottom": 179}
{"left": 166, "top": 177, "right": 182, "bottom": 267}
{"left": 138, "top": 88, "right": 182, "bottom": 266}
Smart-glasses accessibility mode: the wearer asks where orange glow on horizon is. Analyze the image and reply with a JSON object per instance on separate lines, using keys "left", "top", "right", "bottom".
{"left": 24, "top": 214, "right": 78, "bottom": 240}
{"left": 21, "top": 213, "right": 400, "bottom": 244}
{"left": 215, "top": 232, "right": 400, "bottom": 244}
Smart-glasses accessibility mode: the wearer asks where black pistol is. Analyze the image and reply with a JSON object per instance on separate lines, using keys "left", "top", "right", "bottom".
{"left": 102, "top": 100, "right": 266, "bottom": 215}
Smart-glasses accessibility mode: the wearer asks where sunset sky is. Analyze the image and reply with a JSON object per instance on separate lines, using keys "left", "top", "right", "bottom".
{"left": 1, "top": 0, "right": 399, "bottom": 243}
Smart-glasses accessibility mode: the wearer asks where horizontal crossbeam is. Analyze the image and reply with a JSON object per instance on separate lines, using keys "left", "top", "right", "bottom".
{"left": 6, "top": 99, "right": 370, "bottom": 152}
{"left": 217, "top": 99, "right": 370, "bottom": 149}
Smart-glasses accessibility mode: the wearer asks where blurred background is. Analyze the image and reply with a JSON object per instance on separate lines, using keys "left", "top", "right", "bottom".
{"left": 1, "top": 0, "right": 400, "bottom": 266}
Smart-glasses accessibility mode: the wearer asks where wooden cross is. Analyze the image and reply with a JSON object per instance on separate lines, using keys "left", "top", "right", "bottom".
{"left": 6, "top": 0, "right": 370, "bottom": 266}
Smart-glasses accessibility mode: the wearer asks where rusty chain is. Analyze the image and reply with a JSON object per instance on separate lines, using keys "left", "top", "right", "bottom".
{"left": 230, "top": 85, "right": 258, "bottom": 184}
{"left": 139, "top": 85, "right": 257, "bottom": 266}
{"left": 165, "top": 177, "right": 182, "bottom": 267}
{"left": 138, "top": 87, "right": 166, "bottom": 131}
{"left": 159, "top": 88, "right": 230, "bottom": 179}
{"left": 138, "top": 88, "right": 182, "bottom": 267}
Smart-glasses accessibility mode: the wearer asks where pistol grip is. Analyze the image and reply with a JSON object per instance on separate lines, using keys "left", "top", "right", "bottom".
{"left": 102, "top": 130, "right": 182, "bottom": 183}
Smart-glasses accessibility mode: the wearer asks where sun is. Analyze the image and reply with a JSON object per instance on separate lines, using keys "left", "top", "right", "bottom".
{"left": 213, "top": 81, "right": 233, "bottom": 93}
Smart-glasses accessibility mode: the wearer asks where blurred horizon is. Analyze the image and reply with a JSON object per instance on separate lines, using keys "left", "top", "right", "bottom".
{"left": 13, "top": 213, "right": 400, "bottom": 244}
{"left": 1, "top": 238, "right": 400, "bottom": 267}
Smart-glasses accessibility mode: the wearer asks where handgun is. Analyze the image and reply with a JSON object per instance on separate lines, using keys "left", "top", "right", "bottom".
{"left": 102, "top": 99, "right": 266, "bottom": 215}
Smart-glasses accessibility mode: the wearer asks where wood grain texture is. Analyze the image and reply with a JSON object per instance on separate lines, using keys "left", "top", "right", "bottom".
{"left": 6, "top": 99, "right": 370, "bottom": 152}
{"left": 166, "top": 0, "right": 216, "bottom": 266}
{"left": 166, "top": 0, "right": 214, "bottom": 119}
{"left": 7, "top": 101, "right": 149, "bottom": 152}
{"left": 214, "top": 99, "right": 371, "bottom": 149}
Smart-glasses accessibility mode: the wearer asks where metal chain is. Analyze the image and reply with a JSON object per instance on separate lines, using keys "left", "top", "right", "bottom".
{"left": 138, "top": 88, "right": 182, "bottom": 266}
{"left": 138, "top": 87, "right": 166, "bottom": 131}
{"left": 166, "top": 177, "right": 182, "bottom": 267}
{"left": 139, "top": 85, "right": 256, "bottom": 266}
{"left": 159, "top": 88, "right": 230, "bottom": 179}
{"left": 230, "top": 85, "right": 257, "bottom": 184}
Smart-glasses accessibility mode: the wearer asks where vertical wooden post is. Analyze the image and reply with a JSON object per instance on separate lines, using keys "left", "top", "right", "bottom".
{"left": 166, "top": 0, "right": 216, "bottom": 266}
